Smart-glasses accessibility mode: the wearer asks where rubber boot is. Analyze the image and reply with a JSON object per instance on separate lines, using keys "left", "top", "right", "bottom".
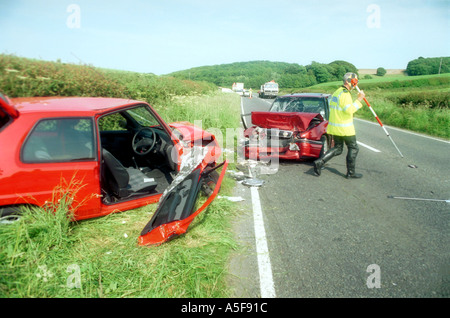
{"left": 314, "top": 149, "right": 339, "bottom": 176}
{"left": 345, "top": 142, "right": 362, "bottom": 179}
{"left": 346, "top": 170, "right": 363, "bottom": 179}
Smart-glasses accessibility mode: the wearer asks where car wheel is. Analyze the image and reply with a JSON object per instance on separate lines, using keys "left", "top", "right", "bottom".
{"left": 0, "top": 214, "right": 21, "bottom": 225}
{"left": 0, "top": 205, "right": 24, "bottom": 224}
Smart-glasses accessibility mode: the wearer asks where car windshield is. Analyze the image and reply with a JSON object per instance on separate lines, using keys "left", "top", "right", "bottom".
{"left": 270, "top": 97, "right": 326, "bottom": 116}
{"left": 99, "top": 105, "right": 161, "bottom": 131}
{"left": 125, "top": 106, "right": 160, "bottom": 127}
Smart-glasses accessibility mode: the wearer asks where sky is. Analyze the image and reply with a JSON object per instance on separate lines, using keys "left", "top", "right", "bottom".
{"left": 0, "top": 0, "right": 449, "bottom": 75}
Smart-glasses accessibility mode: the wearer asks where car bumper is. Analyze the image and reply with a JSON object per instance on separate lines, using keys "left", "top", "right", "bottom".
{"left": 244, "top": 139, "right": 323, "bottom": 160}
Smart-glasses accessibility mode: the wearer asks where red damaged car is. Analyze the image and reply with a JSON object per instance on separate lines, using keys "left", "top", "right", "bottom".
{"left": 0, "top": 93, "right": 227, "bottom": 246}
{"left": 243, "top": 93, "right": 332, "bottom": 161}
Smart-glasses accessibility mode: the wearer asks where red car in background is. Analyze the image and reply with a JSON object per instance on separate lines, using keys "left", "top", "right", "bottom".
{"left": 0, "top": 93, "right": 227, "bottom": 246}
{"left": 242, "top": 93, "right": 333, "bottom": 161}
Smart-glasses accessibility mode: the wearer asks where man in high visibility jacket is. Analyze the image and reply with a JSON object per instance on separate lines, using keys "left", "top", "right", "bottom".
{"left": 314, "top": 72, "right": 365, "bottom": 178}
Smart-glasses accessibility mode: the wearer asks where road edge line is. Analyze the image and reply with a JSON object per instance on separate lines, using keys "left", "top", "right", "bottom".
{"left": 240, "top": 97, "right": 248, "bottom": 128}
{"left": 354, "top": 118, "right": 450, "bottom": 144}
{"left": 249, "top": 169, "right": 276, "bottom": 298}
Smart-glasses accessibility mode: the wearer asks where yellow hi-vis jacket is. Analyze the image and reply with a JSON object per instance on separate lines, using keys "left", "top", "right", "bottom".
{"left": 326, "top": 86, "right": 363, "bottom": 136}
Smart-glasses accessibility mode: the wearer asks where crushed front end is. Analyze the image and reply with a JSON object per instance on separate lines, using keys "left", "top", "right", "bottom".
{"left": 243, "top": 111, "right": 328, "bottom": 161}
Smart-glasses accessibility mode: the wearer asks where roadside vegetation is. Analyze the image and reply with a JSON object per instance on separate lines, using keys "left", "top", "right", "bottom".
{"left": 0, "top": 54, "right": 215, "bottom": 105}
{"left": 294, "top": 73, "right": 450, "bottom": 139}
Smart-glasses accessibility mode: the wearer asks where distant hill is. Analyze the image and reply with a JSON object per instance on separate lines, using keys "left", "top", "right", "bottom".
{"left": 168, "top": 60, "right": 359, "bottom": 89}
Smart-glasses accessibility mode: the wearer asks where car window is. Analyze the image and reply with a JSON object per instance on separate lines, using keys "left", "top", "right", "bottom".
{"left": 22, "top": 118, "right": 95, "bottom": 163}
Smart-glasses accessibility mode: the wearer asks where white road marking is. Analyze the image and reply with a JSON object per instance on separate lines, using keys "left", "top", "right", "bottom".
{"left": 249, "top": 168, "right": 276, "bottom": 298}
{"left": 242, "top": 96, "right": 276, "bottom": 297}
{"left": 357, "top": 141, "right": 381, "bottom": 153}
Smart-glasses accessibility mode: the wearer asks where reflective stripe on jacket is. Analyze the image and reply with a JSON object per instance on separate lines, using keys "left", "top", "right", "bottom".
{"left": 326, "top": 86, "right": 362, "bottom": 136}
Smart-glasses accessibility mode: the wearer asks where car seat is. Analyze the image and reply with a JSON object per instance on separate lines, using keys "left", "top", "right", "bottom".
{"left": 102, "top": 149, "right": 158, "bottom": 198}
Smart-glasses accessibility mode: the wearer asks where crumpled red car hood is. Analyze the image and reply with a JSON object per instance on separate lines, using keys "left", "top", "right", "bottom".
{"left": 251, "top": 112, "right": 323, "bottom": 131}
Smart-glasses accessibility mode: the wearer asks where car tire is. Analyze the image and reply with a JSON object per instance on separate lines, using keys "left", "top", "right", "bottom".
{"left": 0, "top": 205, "right": 25, "bottom": 224}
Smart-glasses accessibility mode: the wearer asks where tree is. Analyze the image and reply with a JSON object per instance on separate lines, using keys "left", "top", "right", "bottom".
{"left": 308, "top": 62, "right": 331, "bottom": 83}
{"left": 406, "top": 57, "right": 450, "bottom": 75}
{"left": 376, "top": 67, "right": 387, "bottom": 76}
{"left": 328, "top": 60, "right": 359, "bottom": 80}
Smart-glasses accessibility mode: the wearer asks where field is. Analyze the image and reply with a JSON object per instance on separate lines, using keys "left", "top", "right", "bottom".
{"left": 0, "top": 55, "right": 242, "bottom": 298}
{"left": 288, "top": 73, "right": 450, "bottom": 139}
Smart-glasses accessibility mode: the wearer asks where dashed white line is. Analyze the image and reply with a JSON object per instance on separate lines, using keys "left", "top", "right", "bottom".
{"left": 357, "top": 141, "right": 381, "bottom": 153}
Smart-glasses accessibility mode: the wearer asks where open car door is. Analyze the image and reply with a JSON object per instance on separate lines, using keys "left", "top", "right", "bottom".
{"left": 138, "top": 160, "right": 228, "bottom": 246}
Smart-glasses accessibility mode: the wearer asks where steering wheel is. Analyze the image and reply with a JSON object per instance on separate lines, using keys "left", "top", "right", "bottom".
{"left": 132, "top": 127, "right": 157, "bottom": 155}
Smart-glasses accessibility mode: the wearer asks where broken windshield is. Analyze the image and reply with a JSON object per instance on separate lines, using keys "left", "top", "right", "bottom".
{"left": 270, "top": 97, "right": 326, "bottom": 116}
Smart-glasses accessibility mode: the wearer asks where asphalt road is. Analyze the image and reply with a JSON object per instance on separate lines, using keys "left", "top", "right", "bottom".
{"left": 229, "top": 94, "right": 450, "bottom": 298}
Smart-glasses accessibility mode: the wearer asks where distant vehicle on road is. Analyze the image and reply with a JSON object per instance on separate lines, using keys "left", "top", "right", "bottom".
{"left": 232, "top": 82, "right": 245, "bottom": 96}
{"left": 259, "top": 80, "right": 279, "bottom": 99}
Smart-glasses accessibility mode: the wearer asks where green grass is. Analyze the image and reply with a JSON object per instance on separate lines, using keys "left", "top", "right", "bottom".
{"left": 160, "top": 92, "right": 240, "bottom": 130}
